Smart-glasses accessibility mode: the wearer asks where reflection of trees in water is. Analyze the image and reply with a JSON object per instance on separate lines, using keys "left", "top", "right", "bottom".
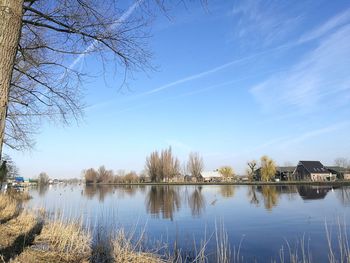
{"left": 38, "top": 184, "right": 49, "bottom": 196}
{"left": 219, "top": 185, "right": 235, "bottom": 198}
{"left": 247, "top": 185, "right": 259, "bottom": 206}
{"left": 146, "top": 186, "right": 181, "bottom": 220}
{"left": 188, "top": 186, "right": 205, "bottom": 216}
{"left": 252, "top": 185, "right": 298, "bottom": 210}
{"left": 84, "top": 185, "right": 142, "bottom": 201}
{"left": 84, "top": 185, "right": 114, "bottom": 202}
{"left": 119, "top": 185, "right": 138, "bottom": 197}
{"left": 336, "top": 187, "right": 350, "bottom": 206}
{"left": 281, "top": 185, "right": 298, "bottom": 201}
{"left": 257, "top": 186, "right": 280, "bottom": 211}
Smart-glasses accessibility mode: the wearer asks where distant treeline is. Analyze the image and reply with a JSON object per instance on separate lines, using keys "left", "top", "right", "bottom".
{"left": 83, "top": 166, "right": 145, "bottom": 184}
{"left": 83, "top": 147, "right": 205, "bottom": 184}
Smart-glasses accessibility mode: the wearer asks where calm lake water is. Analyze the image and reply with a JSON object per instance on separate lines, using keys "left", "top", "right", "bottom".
{"left": 26, "top": 184, "right": 350, "bottom": 262}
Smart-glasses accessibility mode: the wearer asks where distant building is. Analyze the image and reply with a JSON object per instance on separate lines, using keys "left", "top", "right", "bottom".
{"left": 294, "top": 161, "right": 333, "bottom": 181}
{"left": 254, "top": 166, "right": 296, "bottom": 181}
{"left": 201, "top": 171, "right": 221, "bottom": 182}
{"left": 15, "top": 177, "right": 24, "bottom": 183}
{"left": 184, "top": 174, "right": 203, "bottom": 183}
{"left": 326, "top": 166, "right": 350, "bottom": 180}
{"left": 169, "top": 174, "right": 184, "bottom": 183}
{"left": 275, "top": 166, "right": 296, "bottom": 181}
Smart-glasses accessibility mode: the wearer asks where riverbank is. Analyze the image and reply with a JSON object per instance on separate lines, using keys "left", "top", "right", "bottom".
{"left": 86, "top": 180, "right": 350, "bottom": 187}
{"left": 0, "top": 192, "right": 162, "bottom": 263}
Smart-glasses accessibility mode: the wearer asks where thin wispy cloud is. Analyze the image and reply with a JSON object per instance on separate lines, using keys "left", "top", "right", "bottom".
{"left": 278, "top": 121, "right": 350, "bottom": 149}
{"left": 250, "top": 24, "right": 350, "bottom": 113}
{"left": 298, "top": 8, "right": 350, "bottom": 43}
{"left": 230, "top": 0, "right": 303, "bottom": 47}
{"left": 244, "top": 121, "right": 349, "bottom": 156}
{"left": 69, "top": 0, "right": 143, "bottom": 70}
{"left": 143, "top": 7, "right": 350, "bottom": 98}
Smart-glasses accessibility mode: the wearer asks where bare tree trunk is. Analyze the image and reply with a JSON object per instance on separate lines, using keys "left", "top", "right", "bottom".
{"left": 0, "top": 0, "right": 23, "bottom": 160}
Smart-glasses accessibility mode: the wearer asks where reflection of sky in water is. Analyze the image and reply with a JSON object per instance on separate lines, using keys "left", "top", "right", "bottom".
{"left": 26, "top": 185, "right": 350, "bottom": 262}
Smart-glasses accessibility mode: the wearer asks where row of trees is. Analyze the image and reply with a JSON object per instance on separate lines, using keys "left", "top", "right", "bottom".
{"left": 83, "top": 166, "right": 143, "bottom": 184}
{"left": 84, "top": 151, "right": 350, "bottom": 184}
{"left": 145, "top": 147, "right": 208, "bottom": 182}
{"left": 334, "top": 158, "right": 350, "bottom": 169}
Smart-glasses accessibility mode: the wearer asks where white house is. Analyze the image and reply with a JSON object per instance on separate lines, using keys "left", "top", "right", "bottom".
{"left": 201, "top": 171, "right": 222, "bottom": 182}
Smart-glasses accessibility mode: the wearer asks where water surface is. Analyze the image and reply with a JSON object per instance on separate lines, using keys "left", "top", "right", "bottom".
{"left": 26, "top": 184, "right": 350, "bottom": 262}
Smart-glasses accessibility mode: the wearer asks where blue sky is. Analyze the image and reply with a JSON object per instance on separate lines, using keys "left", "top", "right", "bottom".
{"left": 7, "top": 0, "right": 350, "bottom": 178}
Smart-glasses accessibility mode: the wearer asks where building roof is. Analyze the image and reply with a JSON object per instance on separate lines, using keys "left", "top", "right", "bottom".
{"left": 15, "top": 176, "right": 24, "bottom": 182}
{"left": 201, "top": 171, "right": 221, "bottom": 178}
{"left": 276, "top": 166, "right": 296, "bottom": 173}
{"left": 326, "top": 166, "right": 349, "bottom": 173}
{"left": 298, "top": 161, "right": 330, "bottom": 174}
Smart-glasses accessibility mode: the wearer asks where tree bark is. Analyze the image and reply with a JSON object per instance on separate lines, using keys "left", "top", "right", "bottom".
{"left": 0, "top": 0, "right": 23, "bottom": 160}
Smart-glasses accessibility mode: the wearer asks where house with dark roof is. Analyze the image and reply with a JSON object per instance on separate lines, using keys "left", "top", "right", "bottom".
{"left": 294, "top": 161, "right": 333, "bottom": 181}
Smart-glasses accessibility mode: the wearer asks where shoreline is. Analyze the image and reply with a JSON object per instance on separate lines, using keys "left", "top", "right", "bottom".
{"left": 85, "top": 180, "right": 350, "bottom": 186}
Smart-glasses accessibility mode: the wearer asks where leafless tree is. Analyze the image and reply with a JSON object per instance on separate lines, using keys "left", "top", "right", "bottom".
{"left": 146, "top": 150, "right": 161, "bottom": 182}
{"left": 246, "top": 160, "right": 257, "bottom": 181}
{"left": 335, "top": 157, "right": 350, "bottom": 168}
{"left": 0, "top": 0, "right": 163, "bottom": 158}
{"left": 83, "top": 168, "right": 98, "bottom": 184}
{"left": 145, "top": 147, "right": 180, "bottom": 182}
{"left": 187, "top": 152, "right": 204, "bottom": 180}
{"left": 1, "top": 154, "right": 19, "bottom": 178}
{"left": 38, "top": 171, "right": 49, "bottom": 185}
{"left": 97, "top": 165, "right": 113, "bottom": 183}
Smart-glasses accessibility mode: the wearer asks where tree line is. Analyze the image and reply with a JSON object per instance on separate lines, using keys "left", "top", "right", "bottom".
{"left": 83, "top": 166, "right": 143, "bottom": 184}
{"left": 82, "top": 147, "right": 278, "bottom": 184}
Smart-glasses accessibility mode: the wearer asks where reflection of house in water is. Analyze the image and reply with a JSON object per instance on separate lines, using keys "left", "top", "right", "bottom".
{"left": 297, "top": 185, "right": 332, "bottom": 200}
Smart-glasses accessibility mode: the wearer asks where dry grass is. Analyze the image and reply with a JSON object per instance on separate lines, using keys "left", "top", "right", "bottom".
{"left": 6, "top": 190, "right": 32, "bottom": 202}
{"left": 326, "top": 219, "right": 350, "bottom": 263}
{"left": 13, "top": 219, "right": 91, "bottom": 263}
{"left": 113, "top": 229, "right": 165, "bottom": 263}
{"left": 0, "top": 194, "right": 18, "bottom": 223}
{"left": 0, "top": 212, "right": 38, "bottom": 248}
{"left": 275, "top": 236, "right": 312, "bottom": 263}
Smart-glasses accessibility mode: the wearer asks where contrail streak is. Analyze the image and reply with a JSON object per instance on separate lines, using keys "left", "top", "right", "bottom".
{"left": 69, "top": 0, "right": 143, "bottom": 70}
